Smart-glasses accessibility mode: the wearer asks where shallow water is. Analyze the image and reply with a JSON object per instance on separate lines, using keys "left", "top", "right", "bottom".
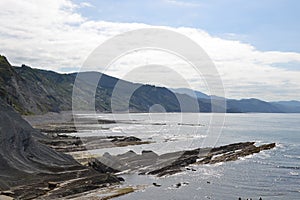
{"left": 73, "top": 113, "right": 300, "bottom": 200}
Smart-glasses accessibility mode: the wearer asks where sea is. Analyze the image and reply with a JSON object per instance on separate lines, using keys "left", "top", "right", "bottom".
{"left": 72, "top": 113, "right": 300, "bottom": 200}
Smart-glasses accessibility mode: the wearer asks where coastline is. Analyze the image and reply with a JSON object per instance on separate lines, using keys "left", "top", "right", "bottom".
{"left": 0, "top": 110, "right": 277, "bottom": 199}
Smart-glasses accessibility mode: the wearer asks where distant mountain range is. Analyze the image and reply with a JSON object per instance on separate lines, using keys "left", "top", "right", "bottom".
{"left": 1, "top": 55, "right": 299, "bottom": 114}
{"left": 171, "top": 87, "right": 300, "bottom": 113}
{"left": 170, "top": 88, "right": 210, "bottom": 99}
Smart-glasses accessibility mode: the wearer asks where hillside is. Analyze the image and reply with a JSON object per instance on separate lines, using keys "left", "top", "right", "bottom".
{"left": 1, "top": 55, "right": 299, "bottom": 114}
{"left": 226, "top": 98, "right": 283, "bottom": 113}
{"left": 0, "top": 98, "right": 83, "bottom": 190}
{"left": 0, "top": 94, "right": 123, "bottom": 200}
{"left": 170, "top": 88, "right": 210, "bottom": 99}
{"left": 0, "top": 56, "right": 76, "bottom": 114}
{"left": 0, "top": 55, "right": 206, "bottom": 114}
{"left": 270, "top": 101, "right": 300, "bottom": 113}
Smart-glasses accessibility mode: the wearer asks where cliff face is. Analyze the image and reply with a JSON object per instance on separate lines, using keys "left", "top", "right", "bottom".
{"left": 0, "top": 55, "right": 187, "bottom": 114}
{"left": 0, "top": 99, "right": 81, "bottom": 190}
{"left": 0, "top": 55, "right": 77, "bottom": 114}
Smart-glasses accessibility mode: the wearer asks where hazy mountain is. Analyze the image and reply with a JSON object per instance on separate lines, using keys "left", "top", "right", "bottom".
{"left": 0, "top": 55, "right": 210, "bottom": 114}
{"left": 1, "top": 55, "right": 299, "bottom": 114}
{"left": 271, "top": 100, "right": 300, "bottom": 113}
{"left": 170, "top": 87, "right": 295, "bottom": 113}
{"left": 170, "top": 88, "right": 210, "bottom": 99}
{"left": 226, "top": 98, "right": 283, "bottom": 113}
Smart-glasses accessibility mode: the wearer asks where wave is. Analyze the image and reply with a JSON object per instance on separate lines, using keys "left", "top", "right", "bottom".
{"left": 283, "top": 154, "right": 300, "bottom": 160}
{"left": 252, "top": 159, "right": 275, "bottom": 167}
{"left": 111, "top": 127, "right": 123, "bottom": 133}
{"left": 289, "top": 171, "right": 299, "bottom": 176}
{"left": 277, "top": 165, "right": 300, "bottom": 170}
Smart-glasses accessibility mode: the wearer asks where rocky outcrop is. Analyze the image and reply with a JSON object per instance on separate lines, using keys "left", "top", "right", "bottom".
{"left": 37, "top": 132, "right": 150, "bottom": 153}
{"left": 94, "top": 142, "right": 276, "bottom": 177}
{"left": 203, "top": 142, "right": 276, "bottom": 164}
{"left": 111, "top": 136, "right": 141, "bottom": 142}
{"left": 0, "top": 99, "right": 81, "bottom": 189}
{"left": 25, "top": 115, "right": 151, "bottom": 153}
{"left": 88, "top": 159, "right": 120, "bottom": 174}
{"left": 0, "top": 99, "right": 120, "bottom": 199}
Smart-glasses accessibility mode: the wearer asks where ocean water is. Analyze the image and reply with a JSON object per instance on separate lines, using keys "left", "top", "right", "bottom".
{"left": 73, "top": 113, "right": 300, "bottom": 200}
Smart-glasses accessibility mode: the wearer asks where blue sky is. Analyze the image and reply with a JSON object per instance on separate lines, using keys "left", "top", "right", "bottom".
{"left": 74, "top": 0, "right": 300, "bottom": 53}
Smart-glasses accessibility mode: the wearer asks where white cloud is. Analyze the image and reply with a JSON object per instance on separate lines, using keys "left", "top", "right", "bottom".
{"left": 79, "top": 2, "right": 94, "bottom": 8}
{"left": 0, "top": 0, "right": 299, "bottom": 101}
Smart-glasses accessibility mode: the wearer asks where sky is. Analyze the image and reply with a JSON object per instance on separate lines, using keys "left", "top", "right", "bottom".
{"left": 73, "top": 0, "right": 300, "bottom": 53}
{"left": 0, "top": 0, "right": 300, "bottom": 101}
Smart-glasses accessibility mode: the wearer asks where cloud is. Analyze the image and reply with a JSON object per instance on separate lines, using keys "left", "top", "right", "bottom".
{"left": 79, "top": 2, "right": 94, "bottom": 8}
{"left": 163, "top": 0, "right": 202, "bottom": 7}
{"left": 0, "top": 0, "right": 299, "bottom": 101}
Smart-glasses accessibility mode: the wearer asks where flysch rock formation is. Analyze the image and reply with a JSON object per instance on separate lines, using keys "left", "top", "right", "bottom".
{"left": 90, "top": 142, "right": 276, "bottom": 177}
{"left": 0, "top": 99, "right": 120, "bottom": 199}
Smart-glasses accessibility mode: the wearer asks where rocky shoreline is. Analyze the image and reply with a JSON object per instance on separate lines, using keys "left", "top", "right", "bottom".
{"left": 38, "top": 133, "right": 150, "bottom": 153}
{"left": 0, "top": 102, "right": 134, "bottom": 200}
{"left": 85, "top": 142, "right": 276, "bottom": 177}
{"left": 0, "top": 108, "right": 277, "bottom": 199}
